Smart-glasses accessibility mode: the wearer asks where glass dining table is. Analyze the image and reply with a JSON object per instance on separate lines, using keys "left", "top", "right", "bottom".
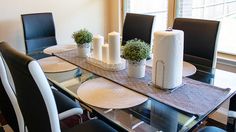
{"left": 42, "top": 53, "right": 236, "bottom": 132}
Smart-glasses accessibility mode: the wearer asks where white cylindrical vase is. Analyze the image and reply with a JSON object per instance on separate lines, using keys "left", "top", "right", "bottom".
{"left": 108, "top": 32, "right": 120, "bottom": 64}
{"left": 93, "top": 35, "right": 104, "bottom": 61}
{"left": 77, "top": 43, "right": 91, "bottom": 57}
{"left": 128, "top": 59, "right": 146, "bottom": 78}
{"left": 152, "top": 30, "right": 184, "bottom": 89}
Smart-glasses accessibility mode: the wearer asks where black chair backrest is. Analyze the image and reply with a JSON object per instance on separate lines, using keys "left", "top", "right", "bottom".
{"left": 21, "top": 12, "right": 57, "bottom": 54}
{"left": 0, "top": 78, "right": 19, "bottom": 131}
{"left": 173, "top": 18, "right": 220, "bottom": 68}
{"left": 0, "top": 42, "right": 60, "bottom": 132}
{"left": 0, "top": 49, "right": 24, "bottom": 132}
{"left": 122, "top": 13, "right": 154, "bottom": 45}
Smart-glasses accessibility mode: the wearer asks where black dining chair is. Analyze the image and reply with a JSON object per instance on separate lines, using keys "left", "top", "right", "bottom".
{"left": 21, "top": 12, "right": 57, "bottom": 59}
{"left": 0, "top": 42, "right": 117, "bottom": 132}
{"left": 173, "top": 18, "right": 220, "bottom": 69}
{"left": 0, "top": 42, "right": 86, "bottom": 132}
{"left": 228, "top": 93, "right": 236, "bottom": 131}
{"left": 122, "top": 13, "right": 155, "bottom": 46}
{"left": 0, "top": 56, "right": 24, "bottom": 132}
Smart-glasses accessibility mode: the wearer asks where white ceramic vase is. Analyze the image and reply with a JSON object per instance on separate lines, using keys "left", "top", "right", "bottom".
{"left": 127, "top": 59, "right": 146, "bottom": 78}
{"left": 77, "top": 43, "right": 91, "bottom": 57}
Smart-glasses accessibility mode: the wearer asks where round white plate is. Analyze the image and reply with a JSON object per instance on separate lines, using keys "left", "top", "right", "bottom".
{"left": 38, "top": 56, "right": 77, "bottom": 73}
{"left": 43, "top": 44, "right": 77, "bottom": 55}
{"left": 77, "top": 77, "right": 148, "bottom": 109}
{"left": 182, "top": 61, "right": 197, "bottom": 77}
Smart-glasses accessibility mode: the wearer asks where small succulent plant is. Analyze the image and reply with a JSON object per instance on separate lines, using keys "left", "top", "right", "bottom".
{"left": 72, "top": 29, "right": 93, "bottom": 45}
{"left": 123, "top": 39, "right": 150, "bottom": 62}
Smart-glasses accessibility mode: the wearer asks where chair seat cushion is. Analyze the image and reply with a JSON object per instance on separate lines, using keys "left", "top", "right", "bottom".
{"left": 62, "top": 119, "right": 117, "bottom": 132}
{"left": 28, "top": 52, "right": 51, "bottom": 60}
{"left": 52, "top": 89, "right": 82, "bottom": 114}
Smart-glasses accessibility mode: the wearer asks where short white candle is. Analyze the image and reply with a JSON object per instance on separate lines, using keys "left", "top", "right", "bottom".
{"left": 102, "top": 44, "right": 109, "bottom": 63}
{"left": 93, "top": 35, "right": 104, "bottom": 61}
{"left": 108, "top": 31, "right": 120, "bottom": 64}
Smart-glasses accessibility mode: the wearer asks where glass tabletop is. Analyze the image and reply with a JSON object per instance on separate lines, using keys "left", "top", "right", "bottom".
{"left": 36, "top": 50, "right": 236, "bottom": 132}
{"left": 44, "top": 60, "right": 236, "bottom": 132}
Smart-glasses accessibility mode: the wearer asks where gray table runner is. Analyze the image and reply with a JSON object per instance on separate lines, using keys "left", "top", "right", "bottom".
{"left": 55, "top": 50, "right": 231, "bottom": 116}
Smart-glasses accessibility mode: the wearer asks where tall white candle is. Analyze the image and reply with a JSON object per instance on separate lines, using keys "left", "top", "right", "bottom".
{"left": 108, "top": 31, "right": 120, "bottom": 64}
{"left": 93, "top": 35, "right": 104, "bottom": 61}
{"left": 102, "top": 44, "right": 109, "bottom": 63}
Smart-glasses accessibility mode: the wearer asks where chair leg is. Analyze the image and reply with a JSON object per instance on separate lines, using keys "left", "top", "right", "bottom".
{"left": 234, "top": 119, "right": 236, "bottom": 132}
{"left": 227, "top": 117, "right": 236, "bottom": 132}
{"left": 87, "top": 111, "right": 97, "bottom": 120}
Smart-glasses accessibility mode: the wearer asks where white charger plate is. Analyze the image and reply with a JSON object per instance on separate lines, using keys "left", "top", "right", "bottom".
{"left": 77, "top": 77, "right": 148, "bottom": 109}
{"left": 38, "top": 56, "right": 77, "bottom": 73}
{"left": 43, "top": 44, "right": 77, "bottom": 55}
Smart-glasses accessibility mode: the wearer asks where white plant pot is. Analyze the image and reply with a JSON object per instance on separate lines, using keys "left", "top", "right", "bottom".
{"left": 77, "top": 43, "right": 91, "bottom": 57}
{"left": 127, "top": 59, "right": 146, "bottom": 78}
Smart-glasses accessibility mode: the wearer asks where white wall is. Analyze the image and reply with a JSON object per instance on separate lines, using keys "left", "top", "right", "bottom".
{"left": 0, "top": 0, "right": 108, "bottom": 52}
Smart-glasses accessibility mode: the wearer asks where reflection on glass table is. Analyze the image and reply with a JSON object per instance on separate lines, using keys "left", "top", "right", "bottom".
{"left": 46, "top": 67, "right": 226, "bottom": 132}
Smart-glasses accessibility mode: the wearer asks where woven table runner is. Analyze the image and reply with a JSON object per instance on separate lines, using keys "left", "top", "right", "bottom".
{"left": 55, "top": 50, "right": 231, "bottom": 116}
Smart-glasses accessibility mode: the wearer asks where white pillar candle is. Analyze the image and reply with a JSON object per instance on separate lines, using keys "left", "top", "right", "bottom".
{"left": 102, "top": 44, "right": 109, "bottom": 63}
{"left": 108, "top": 31, "right": 120, "bottom": 64}
{"left": 93, "top": 35, "right": 104, "bottom": 61}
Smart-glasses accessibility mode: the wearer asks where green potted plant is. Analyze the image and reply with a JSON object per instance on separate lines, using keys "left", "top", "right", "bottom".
{"left": 123, "top": 39, "right": 150, "bottom": 78}
{"left": 72, "top": 29, "right": 93, "bottom": 57}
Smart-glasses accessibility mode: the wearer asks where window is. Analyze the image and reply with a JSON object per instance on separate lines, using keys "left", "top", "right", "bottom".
{"left": 123, "top": 0, "right": 169, "bottom": 30}
{"left": 124, "top": 0, "right": 236, "bottom": 55}
{"left": 176, "top": 0, "right": 236, "bottom": 55}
